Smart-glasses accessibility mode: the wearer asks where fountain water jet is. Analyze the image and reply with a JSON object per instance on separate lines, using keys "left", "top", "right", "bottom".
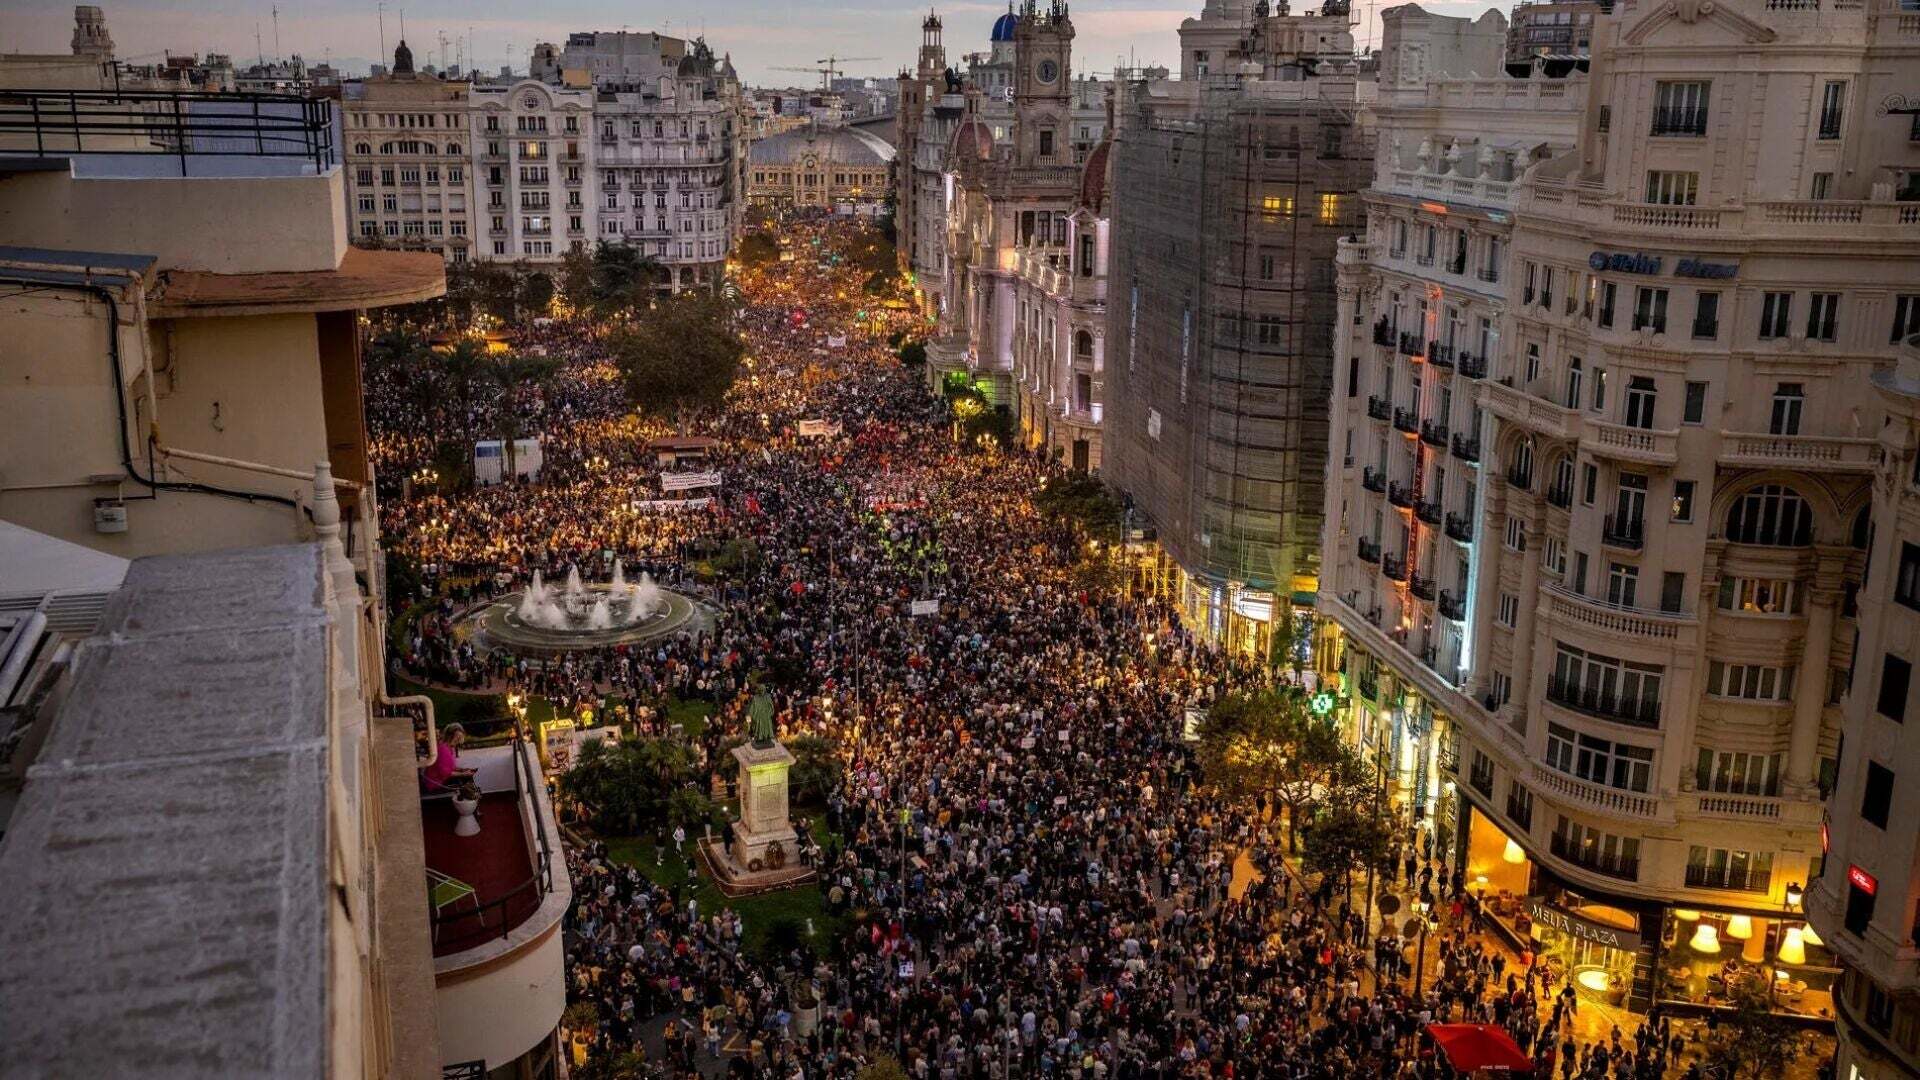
{"left": 587, "top": 597, "right": 614, "bottom": 630}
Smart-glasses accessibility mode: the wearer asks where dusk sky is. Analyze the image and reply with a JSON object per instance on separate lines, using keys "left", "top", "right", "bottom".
{"left": 3, "top": 0, "right": 1507, "bottom": 87}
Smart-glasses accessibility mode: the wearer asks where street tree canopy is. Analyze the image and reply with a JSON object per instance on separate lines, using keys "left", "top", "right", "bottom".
{"left": 611, "top": 292, "right": 745, "bottom": 431}
{"left": 1196, "top": 686, "right": 1367, "bottom": 852}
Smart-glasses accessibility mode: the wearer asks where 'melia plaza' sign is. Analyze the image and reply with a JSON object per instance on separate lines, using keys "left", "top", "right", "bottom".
{"left": 1526, "top": 898, "right": 1643, "bottom": 952}
{"left": 1589, "top": 251, "right": 1738, "bottom": 279}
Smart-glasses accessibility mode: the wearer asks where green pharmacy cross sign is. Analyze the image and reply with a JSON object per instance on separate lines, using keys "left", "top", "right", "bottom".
{"left": 1309, "top": 690, "right": 1340, "bottom": 717}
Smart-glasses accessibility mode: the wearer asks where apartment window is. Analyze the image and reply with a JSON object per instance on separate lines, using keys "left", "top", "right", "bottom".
{"left": 1759, "top": 292, "right": 1792, "bottom": 340}
{"left": 1582, "top": 462, "right": 1598, "bottom": 506}
{"left": 1892, "top": 296, "right": 1920, "bottom": 344}
{"left": 1687, "top": 846, "right": 1775, "bottom": 891}
{"left": 1862, "top": 761, "right": 1894, "bottom": 828}
{"left": 1597, "top": 281, "right": 1616, "bottom": 328}
{"left": 1483, "top": 238, "right": 1502, "bottom": 282}
{"left": 1726, "top": 484, "right": 1813, "bottom": 546}
{"left": 1633, "top": 287, "right": 1668, "bottom": 333}
{"left": 1645, "top": 170, "right": 1699, "bottom": 206}
{"left": 1845, "top": 876, "right": 1876, "bottom": 936}
{"left": 1818, "top": 80, "right": 1846, "bottom": 139}
{"left": 1505, "top": 518, "right": 1527, "bottom": 552}
{"left": 1551, "top": 643, "right": 1665, "bottom": 725}
{"left": 1543, "top": 537, "right": 1566, "bottom": 576}
{"left": 355, "top": 167, "right": 373, "bottom": 186}
{"left": 1492, "top": 672, "right": 1513, "bottom": 706}
{"left": 1624, "top": 377, "right": 1657, "bottom": 429}
{"left": 1770, "top": 383, "right": 1805, "bottom": 436}
{"left": 1807, "top": 292, "right": 1840, "bottom": 342}
{"left": 1664, "top": 481, "right": 1694, "bottom": 526}
{"left": 1261, "top": 194, "right": 1291, "bottom": 221}
{"left": 1692, "top": 292, "right": 1720, "bottom": 339}
{"left": 357, "top": 194, "right": 375, "bottom": 213}
{"left": 1696, "top": 749, "right": 1782, "bottom": 797}
{"left": 1525, "top": 342, "right": 1541, "bottom": 384}
{"left": 1811, "top": 172, "right": 1833, "bottom": 200}
{"left": 1879, "top": 654, "right": 1911, "bottom": 722}
{"left": 1541, "top": 266, "right": 1555, "bottom": 309}
{"left": 1707, "top": 661, "right": 1795, "bottom": 701}
{"left": 382, "top": 194, "right": 398, "bottom": 213}
{"left": 1682, "top": 381, "right": 1707, "bottom": 424}
{"left": 1661, "top": 571, "right": 1686, "bottom": 614}
{"left": 1606, "top": 563, "right": 1640, "bottom": 608}
{"left": 1498, "top": 593, "right": 1520, "bottom": 627}
{"left": 1652, "top": 80, "right": 1709, "bottom": 135}
{"left": 1391, "top": 219, "right": 1407, "bottom": 257}
{"left": 1039, "top": 129, "right": 1055, "bottom": 157}
{"left": 1718, "top": 576, "right": 1801, "bottom": 615}
{"left": 1896, "top": 542, "right": 1920, "bottom": 611}
{"left": 358, "top": 221, "right": 377, "bottom": 237}
{"left": 1545, "top": 722, "right": 1654, "bottom": 792}
{"left": 1524, "top": 261, "right": 1537, "bottom": 305}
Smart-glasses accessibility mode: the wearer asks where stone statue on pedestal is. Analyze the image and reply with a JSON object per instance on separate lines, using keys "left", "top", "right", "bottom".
{"left": 730, "top": 693, "right": 797, "bottom": 875}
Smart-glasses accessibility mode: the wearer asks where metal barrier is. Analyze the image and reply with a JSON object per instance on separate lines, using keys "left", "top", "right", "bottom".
{"left": 0, "top": 88, "right": 335, "bottom": 174}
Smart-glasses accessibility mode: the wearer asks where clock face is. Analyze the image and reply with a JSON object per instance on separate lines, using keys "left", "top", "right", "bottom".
{"left": 1036, "top": 59, "right": 1059, "bottom": 85}
{"left": 521, "top": 94, "right": 540, "bottom": 110}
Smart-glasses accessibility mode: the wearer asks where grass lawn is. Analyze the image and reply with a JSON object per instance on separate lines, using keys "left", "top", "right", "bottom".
{"left": 603, "top": 836, "right": 848, "bottom": 960}
{"left": 664, "top": 697, "right": 713, "bottom": 739}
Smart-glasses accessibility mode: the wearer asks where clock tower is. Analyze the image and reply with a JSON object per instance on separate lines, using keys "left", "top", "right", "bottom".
{"left": 1012, "top": 0, "right": 1074, "bottom": 168}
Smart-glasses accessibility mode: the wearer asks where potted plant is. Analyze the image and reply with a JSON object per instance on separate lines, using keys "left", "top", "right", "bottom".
{"left": 452, "top": 779, "right": 482, "bottom": 837}
{"left": 562, "top": 1002, "right": 598, "bottom": 1066}
{"left": 792, "top": 980, "right": 821, "bottom": 1038}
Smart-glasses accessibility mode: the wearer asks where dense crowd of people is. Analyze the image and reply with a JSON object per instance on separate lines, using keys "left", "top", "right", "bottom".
{"left": 371, "top": 220, "right": 1771, "bottom": 1079}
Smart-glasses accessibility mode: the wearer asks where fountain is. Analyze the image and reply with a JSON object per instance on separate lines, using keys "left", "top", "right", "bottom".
{"left": 468, "top": 561, "right": 708, "bottom": 657}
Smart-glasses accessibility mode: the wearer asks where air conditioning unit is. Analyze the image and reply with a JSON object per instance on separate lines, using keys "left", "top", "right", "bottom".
{"left": 93, "top": 499, "right": 128, "bottom": 534}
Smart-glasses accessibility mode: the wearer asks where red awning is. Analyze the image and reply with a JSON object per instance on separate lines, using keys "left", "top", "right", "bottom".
{"left": 1427, "top": 1024, "right": 1534, "bottom": 1074}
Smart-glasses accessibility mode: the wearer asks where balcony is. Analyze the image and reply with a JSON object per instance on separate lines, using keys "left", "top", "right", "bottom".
{"left": 1469, "top": 757, "right": 1495, "bottom": 797}
{"left": 1420, "top": 420, "right": 1449, "bottom": 448}
{"left": 1398, "top": 332, "right": 1424, "bottom": 357}
{"left": 1387, "top": 482, "right": 1416, "bottom": 509}
{"left": 1451, "top": 434, "right": 1481, "bottom": 464}
{"left": 1457, "top": 353, "right": 1488, "bottom": 380}
{"left": 1506, "top": 789, "right": 1534, "bottom": 831}
{"left": 1476, "top": 267, "right": 1500, "bottom": 286}
{"left": 1546, "top": 673, "right": 1661, "bottom": 728}
{"left": 1545, "top": 482, "right": 1573, "bottom": 510}
{"left": 1366, "top": 395, "right": 1392, "bottom": 422}
{"left": 1357, "top": 536, "right": 1382, "bottom": 563}
{"left": 1372, "top": 318, "right": 1396, "bottom": 346}
{"left": 1439, "top": 589, "right": 1467, "bottom": 621}
{"left": 1410, "top": 574, "right": 1438, "bottom": 601}
{"left": 1393, "top": 408, "right": 1420, "bottom": 435}
{"left": 1719, "top": 432, "right": 1878, "bottom": 473}
{"left": 1484, "top": 379, "right": 1578, "bottom": 440}
{"left": 1602, "top": 514, "right": 1645, "bottom": 551}
{"left": 1543, "top": 584, "right": 1696, "bottom": 645}
{"left": 1533, "top": 764, "right": 1661, "bottom": 824}
{"left": 1382, "top": 552, "right": 1409, "bottom": 582}
{"left": 1549, "top": 830, "right": 1640, "bottom": 881}
{"left": 1585, "top": 419, "right": 1679, "bottom": 467}
{"left": 1361, "top": 466, "right": 1388, "bottom": 493}
{"left": 1428, "top": 342, "right": 1455, "bottom": 370}
{"left": 1649, "top": 106, "right": 1709, "bottom": 136}
{"left": 1414, "top": 499, "right": 1442, "bottom": 526}
{"left": 1444, "top": 512, "right": 1475, "bottom": 544}
{"left": 424, "top": 738, "right": 557, "bottom": 957}
{"left": 1693, "top": 792, "right": 1786, "bottom": 820}
{"left": 1684, "top": 863, "right": 1772, "bottom": 893}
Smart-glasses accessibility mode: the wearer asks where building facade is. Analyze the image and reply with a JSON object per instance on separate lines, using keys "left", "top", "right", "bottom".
{"left": 748, "top": 125, "right": 895, "bottom": 211}
{"left": 1103, "top": 0, "right": 1368, "bottom": 656}
{"left": 1812, "top": 334, "right": 1920, "bottom": 1079}
{"left": 470, "top": 78, "right": 596, "bottom": 262}
{"left": 342, "top": 42, "right": 476, "bottom": 262}
{"left": 1324, "top": 0, "right": 1920, "bottom": 1023}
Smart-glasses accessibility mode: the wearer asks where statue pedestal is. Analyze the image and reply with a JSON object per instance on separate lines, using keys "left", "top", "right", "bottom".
{"left": 729, "top": 741, "right": 797, "bottom": 875}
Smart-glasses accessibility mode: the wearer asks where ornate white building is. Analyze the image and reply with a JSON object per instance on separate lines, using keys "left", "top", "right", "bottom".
{"left": 342, "top": 42, "right": 475, "bottom": 261}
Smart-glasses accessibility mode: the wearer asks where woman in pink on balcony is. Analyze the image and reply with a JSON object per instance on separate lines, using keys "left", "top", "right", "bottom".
{"left": 420, "top": 723, "right": 474, "bottom": 793}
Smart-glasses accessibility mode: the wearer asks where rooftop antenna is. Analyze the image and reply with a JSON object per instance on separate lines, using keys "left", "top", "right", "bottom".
{"left": 377, "top": 2, "right": 386, "bottom": 66}
{"left": 255, "top": 21, "right": 264, "bottom": 66}
{"left": 272, "top": 5, "right": 281, "bottom": 60}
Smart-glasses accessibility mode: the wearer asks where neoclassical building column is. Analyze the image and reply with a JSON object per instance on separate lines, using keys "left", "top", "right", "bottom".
{"left": 1786, "top": 550, "right": 1850, "bottom": 793}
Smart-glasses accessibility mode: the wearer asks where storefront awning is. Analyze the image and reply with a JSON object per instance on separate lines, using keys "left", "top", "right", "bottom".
{"left": 1427, "top": 1024, "right": 1534, "bottom": 1073}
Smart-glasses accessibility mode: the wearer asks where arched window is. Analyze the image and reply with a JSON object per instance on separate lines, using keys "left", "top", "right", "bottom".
{"left": 1074, "top": 330, "right": 1094, "bottom": 364}
{"left": 447, "top": 142, "right": 461, "bottom": 156}
{"left": 354, "top": 141, "right": 371, "bottom": 156}
{"left": 1508, "top": 438, "right": 1534, "bottom": 490}
{"left": 1851, "top": 505, "right": 1871, "bottom": 550}
{"left": 1726, "top": 484, "right": 1813, "bottom": 546}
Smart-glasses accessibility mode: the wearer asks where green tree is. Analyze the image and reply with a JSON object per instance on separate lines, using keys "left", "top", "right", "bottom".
{"left": 1196, "top": 687, "right": 1353, "bottom": 852}
{"left": 558, "top": 247, "right": 597, "bottom": 309}
{"left": 787, "top": 734, "right": 844, "bottom": 804}
{"left": 487, "top": 352, "right": 561, "bottom": 482}
{"left": 612, "top": 292, "right": 745, "bottom": 432}
{"left": 736, "top": 232, "right": 780, "bottom": 268}
{"left": 590, "top": 241, "right": 665, "bottom": 315}
{"left": 1702, "top": 984, "right": 1805, "bottom": 1079}
{"left": 436, "top": 337, "right": 495, "bottom": 448}
{"left": 564, "top": 737, "right": 697, "bottom": 834}
{"left": 518, "top": 271, "right": 555, "bottom": 315}
{"left": 1301, "top": 802, "right": 1397, "bottom": 902}
{"left": 1035, "top": 474, "right": 1121, "bottom": 542}
{"left": 857, "top": 1057, "right": 909, "bottom": 1080}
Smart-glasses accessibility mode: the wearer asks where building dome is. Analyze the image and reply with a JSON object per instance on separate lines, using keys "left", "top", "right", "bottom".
{"left": 990, "top": 10, "right": 1020, "bottom": 41}
{"left": 949, "top": 116, "right": 994, "bottom": 163}
{"left": 1079, "top": 138, "right": 1112, "bottom": 212}
{"left": 749, "top": 126, "right": 897, "bottom": 168}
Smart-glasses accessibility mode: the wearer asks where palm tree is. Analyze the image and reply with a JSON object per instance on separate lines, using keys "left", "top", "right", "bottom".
{"left": 488, "top": 352, "right": 561, "bottom": 483}
{"left": 436, "top": 337, "right": 493, "bottom": 450}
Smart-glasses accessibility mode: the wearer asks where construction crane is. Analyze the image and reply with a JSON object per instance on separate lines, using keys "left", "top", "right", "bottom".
{"left": 770, "top": 54, "right": 881, "bottom": 92}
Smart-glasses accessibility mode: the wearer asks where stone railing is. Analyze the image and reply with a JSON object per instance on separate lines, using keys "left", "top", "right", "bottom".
{"left": 1720, "top": 432, "right": 1878, "bottom": 472}
{"left": 1534, "top": 763, "right": 1662, "bottom": 819}
{"left": 1585, "top": 419, "right": 1679, "bottom": 466}
{"left": 1543, "top": 583, "right": 1695, "bottom": 643}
